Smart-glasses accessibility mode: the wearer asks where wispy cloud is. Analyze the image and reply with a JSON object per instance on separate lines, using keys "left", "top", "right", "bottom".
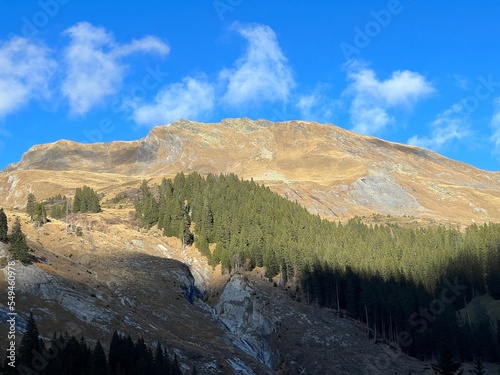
{"left": 296, "top": 84, "right": 339, "bottom": 123}
{"left": 0, "top": 36, "right": 56, "bottom": 119}
{"left": 62, "top": 22, "right": 169, "bottom": 115}
{"left": 129, "top": 22, "right": 295, "bottom": 126}
{"left": 408, "top": 103, "right": 470, "bottom": 150}
{"left": 344, "top": 61, "right": 434, "bottom": 135}
{"left": 221, "top": 23, "right": 295, "bottom": 106}
{"left": 129, "top": 76, "right": 215, "bottom": 125}
{"left": 454, "top": 74, "right": 469, "bottom": 90}
{"left": 490, "top": 98, "right": 500, "bottom": 156}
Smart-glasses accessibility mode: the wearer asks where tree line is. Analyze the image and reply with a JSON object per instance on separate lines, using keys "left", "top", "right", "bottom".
{"left": 134, "top": 172, "right": 500, "bottom": 364}
{"left": 2, "top": 313, "right": 189, "bottom": 375}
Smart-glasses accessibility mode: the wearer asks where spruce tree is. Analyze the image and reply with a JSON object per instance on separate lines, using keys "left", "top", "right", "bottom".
{"left": 73, "top": 188, "right": 82, "bottom": 213}
{"left": 472, "top": 356, "right": 486, "bottom": 375}
{"left": 108, "top": 331, "right": 121, "bottom": 374}
{"left": 0, "top": 207, "right": 7, "bottom": 242}
{"left": 26, "top": 193, "right": 37, "bottom": 220}
{"left": 431, "top": 343, "right": 463, "bottom": 375}
{"left": 9, "top": 217, "right": 30, "bottom": 263}
{"left": 73, "top": 186, "right": 101, "bottom": 213}
{"left": 18, "top": 312, "right": 42, "bottom": 369}
{"left": 34, "top": 202, "right": 47, "bottom": 226}
{"left": 90, "top": 340, "right": 108, "bottom": 375}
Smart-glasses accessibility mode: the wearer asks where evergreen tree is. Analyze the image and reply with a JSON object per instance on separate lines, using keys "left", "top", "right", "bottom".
{"left": 33, "top": 202, "right": 47, "bottom": 226}
{"left": 0, "top": 207, "right": 7, "bottom": 242}
{"left": 18, "top": 312, "right": 42, "bottom": 369}
{"left": 472, "top": 356, "right": 486, "bottom": 375}
{"left": 431, "top": 343, "right": 463, "bottom": 375}
{"left": 9, "top": 217, "right": 30, "bottom": 263}
{"left": 73, "top": 186, "right": 101, "bottom": 213}
{"left": 108, "top": 331, "right": 121, "bottom": 374}
{"left": 73, "top": 188, "right": 82, "bottom": 213}
{"left": 135, "top": 181, "right": 159, "bottom": 229}
{"left": 26, "top": 193, "right": 37, "bottom": 220}
{"left": 90, "top": 340, "right": 108, "bottom": 375}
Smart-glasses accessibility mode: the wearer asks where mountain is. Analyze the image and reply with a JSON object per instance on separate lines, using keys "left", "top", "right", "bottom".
{"left": 2, "top": 118, "right": 500, "bottom": 374}
{"left": 3, "top": 118, "right": 500, "bottom": 225}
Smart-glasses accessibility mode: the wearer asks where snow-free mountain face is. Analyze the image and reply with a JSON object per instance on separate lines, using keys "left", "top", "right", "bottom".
{"left": 2, "top": 118, "right": 500, "bottom": 373}
{"left": 2, "top": 118, "right": 500, "bottom": 225}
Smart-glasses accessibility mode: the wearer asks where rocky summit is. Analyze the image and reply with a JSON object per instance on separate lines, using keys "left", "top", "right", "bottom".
{"left": 3, "top": 118, "right": 500, "bottom": 225}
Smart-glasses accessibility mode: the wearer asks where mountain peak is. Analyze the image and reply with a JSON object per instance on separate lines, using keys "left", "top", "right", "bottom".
{"left": 2, "top": 118, "right": 500, "bottom": 225}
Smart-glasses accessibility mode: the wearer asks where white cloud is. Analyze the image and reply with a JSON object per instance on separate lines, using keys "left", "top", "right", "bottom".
{"left": 408, "top": 103, "right": 470, "bottom": 150}
{"left": 0, "top": 37, "right": 56, "bottom": 118}
{"left": 490, "top": 98, "right": 500, "bottom": 155}
{"left": 295, "top": 84, "right": 339, "bottom": 123}
{"left": 344, "top": 61, "right": 434, "bottom": 135}
{"left": 221, "top": 23, "right": 295, "bottom": 106}
{"left": 350, "top": 100, "right": 392, "bottom": 135}
{"left": 129, "top": 76, "right": 215, "bottom": 126}
{"left": 62, "top": 22, "right": 169, "bottom": 115}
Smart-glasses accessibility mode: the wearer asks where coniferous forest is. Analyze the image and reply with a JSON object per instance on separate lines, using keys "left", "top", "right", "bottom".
{"left": 1, "top": 313, "right": 185, "bottom": 375}
{"left": 134, "top": 172, "right": 500, "bottom": 364}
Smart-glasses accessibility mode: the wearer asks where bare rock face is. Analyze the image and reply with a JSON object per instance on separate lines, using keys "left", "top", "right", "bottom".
{"left": 9, "top": 263, "right": 115, "bottom": 326}
{"left": 215, "top": 275, "right": 276, "bottom": 370}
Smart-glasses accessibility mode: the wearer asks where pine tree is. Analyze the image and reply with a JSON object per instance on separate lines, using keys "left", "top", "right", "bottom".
{"left": 108, "top": 331, "right": 121, "bottom": 374}
{"left": 73, "top": 186, "right": 101, "bottom": 213}
{"left": 73, "top": 188, "right": 82, "bottom": 213}
{"left": 34, "top": 202, "right": 47, "bottom": 226}
{"left": 431, "top": 343, "right": 463, "bottom": 375}
{"left": 18, "top": 312, "right": 42, "bottom": 369}
{"left": 0, "top": 207, "right": 7, "bottom": 242}
{"left": 26, "top": 193, "right": 37, "bottom": 220}
{"left": 90, "top": 340, "right": 108, "bottom": 375}
{"left": 472, "top": 356, "right": 486, "bottom": 375}
{"left": 9, "top": 217, "right": 30, "bottom": 263}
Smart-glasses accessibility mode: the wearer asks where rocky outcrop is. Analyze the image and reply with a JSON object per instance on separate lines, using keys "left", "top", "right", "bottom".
{"left": 215, "top": 275, "right": 276, "bottom": 371}
{"left": 7, "top": 263, "right": 115, "bottom": 326}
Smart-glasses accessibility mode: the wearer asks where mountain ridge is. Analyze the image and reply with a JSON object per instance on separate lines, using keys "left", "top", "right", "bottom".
{"left": 2, "top": 118, "right": 500, "bottom": 225}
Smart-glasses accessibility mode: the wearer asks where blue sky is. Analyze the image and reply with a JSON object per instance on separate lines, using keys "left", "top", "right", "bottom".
{"left": 1, "top": 1, "right": 500, "bottom": 171}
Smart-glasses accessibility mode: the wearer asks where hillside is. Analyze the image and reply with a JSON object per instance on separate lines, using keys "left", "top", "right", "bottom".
{"left": 2, "top": 118, "right": 500, "bottom": 374}
{"left": 0, "top": 206, "right": 433, "bottom": 374}
{"left": 2, "top": 118, "right": 500, "bottom": 225}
